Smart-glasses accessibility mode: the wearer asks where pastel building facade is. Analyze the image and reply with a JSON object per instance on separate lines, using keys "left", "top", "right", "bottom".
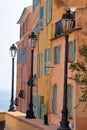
{"left": 16, "top": 6, "right": 33, "bottom": 113}
{"left": 16, "top": 0, "right": 87, "bottom": 130}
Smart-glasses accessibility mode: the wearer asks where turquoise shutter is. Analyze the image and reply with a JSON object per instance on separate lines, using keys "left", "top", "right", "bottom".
{"left": 72, "top": 39, "right": 76, "bottom": 61}
{"left": 70, "top": 85, "right": 73, "bottom": 117}
{"left": 33, "top": 95, "right": 37, "bottom": 116}
{"left": 39, "top": 6, "right": 44, "bottom": 29}
{"left": 58, "top": 45, "right": 60, "bottom": 63}
{"left": 44, "top": 49, "right": 47, "bottom": 74}
{"left": 38, "top": 54, "right": 40, "bottom": 77}
{"left": 47, "top": 0, "right": 52, "bottom": 23}
{"left": 47, "top": 47, "right": 50, "bottom": 73}
{"left": 52, "top": 85, "right": 54, "bottom": 113}
{"left": 52, "top": 47, "right": 55, "bottom": 64}
{"left": 55, "top": 85, "right": 58, "bottom": 113}
{"left": 43, "top": 0, "right": 47, "bottom": 26}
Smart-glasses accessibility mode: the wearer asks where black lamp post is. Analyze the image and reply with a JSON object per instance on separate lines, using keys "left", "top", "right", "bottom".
{"left": 8, "top": 44, "right": 17, "bottom": 111}
{"left": 57, "top": 9, "right": 74, "bottom": 130}
{"left": 26, "top": 32, "right": 37, "bottom": 118}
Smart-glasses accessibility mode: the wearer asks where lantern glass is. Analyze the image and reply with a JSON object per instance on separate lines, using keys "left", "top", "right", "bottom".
{"left": 61, "top": 9, "right": 74, "bottom": 33}
{"left": 10, "top": 44, "right": 17, "bottom": 58}
{"left": 28, "top": 32, "right": 37, "bottom": 49}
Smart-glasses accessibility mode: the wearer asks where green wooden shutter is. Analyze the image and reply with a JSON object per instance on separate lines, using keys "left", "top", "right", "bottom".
{"left": 52, "top": 85, "right": 54, "bottom": 113}
{"left": 47, "top": 0, "right": 52, "bottom": 23}
{"left": 37, "top": 96, "right": 44, "bottom": 118}
{"left": 44, "top": 49, "right": 47, "bottom": 74}
{"left": 39, "top": 6, "right": 44, "bottom": 29}
{"left": 33, "top": 95, "right": 37, "bottom": 116}
{"left": 58, "top": 45, "right": 60, "bottom": 63}
{"left": 43, "top": 0, "right": 47, "bottom": 26}
{"left": 52, "top": 47, "right": 55, "bottom": 64}
{"left": 70, "top": 84, "right": 73, "bottom": 117}
{"left": 55, "top": 84, "right": 58, "bottom": 113}
{"left": 72, "top": 39, "right": 76, "bottom": 61}
{"left": 47, "top": 47, "right": 50, "bottom": 73}
{"left": 38, "top": 54, "right": 40, "bottom": 77}
{"left": 41, "top": 104, "right": 46, "bottom": 119}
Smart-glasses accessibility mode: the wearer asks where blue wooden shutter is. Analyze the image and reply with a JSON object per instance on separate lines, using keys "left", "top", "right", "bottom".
{"left": 44, "top": 49, "right": 47, "bottom": 74}
{"left": 70, "top": 84, "right": 73, "bottom": 117}
{"left": 72, "top": 39, "right": 76, "bottom": 61}
{"left": 39, "top": 6, "right": 44, "bottom": 29}
{"left": 52, "top": 85, "right": 54, "bottom": 113}
{"left": 52, "top": 47, "right": 55, "bottom": 64}
{"left": 58, "top": 45, "right": 60, "bottom": 63}
{"left": 21, "top": 47, "right": 26, "bottom": 64}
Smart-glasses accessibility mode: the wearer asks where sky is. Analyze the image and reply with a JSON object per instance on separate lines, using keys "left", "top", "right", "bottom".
{"left": 0, "top": 0, "right": 32, "bottom": 90}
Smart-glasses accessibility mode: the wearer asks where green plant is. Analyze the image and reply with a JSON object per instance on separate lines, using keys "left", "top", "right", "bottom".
{"left": 69, "top": 44, "right": 87, "bottom": 111}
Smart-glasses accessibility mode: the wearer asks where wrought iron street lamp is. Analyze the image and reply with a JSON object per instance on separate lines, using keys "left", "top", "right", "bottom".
{"left": 8, "top": 44, "right": 17, "bottom": 111}
{"left": 57, "top": 9, "right": 74, "bottom": 130}
{"left": 26, "top": 32, "right": 37, "bottom": 118}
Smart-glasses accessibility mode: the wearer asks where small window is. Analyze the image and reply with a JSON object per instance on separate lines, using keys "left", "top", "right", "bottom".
{"left": 52, "top": 84, "right": 58, "bottom": 113}
{"left": 68, "top": 39, "right": 76, "bottom": 62}
{"left": 52, "top": 45, "right": 60, "bottom": 64}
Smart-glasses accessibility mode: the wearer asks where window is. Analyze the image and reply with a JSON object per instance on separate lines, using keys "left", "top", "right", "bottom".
{"left": 68, "top": 39, "right": 76, "bottom": 62}
{"left": 55, "top": 21, "right": 62, "bottom": 37}
{"left": 21, "top": 47, "right": 27, "bottom": 64}
{"left": 38, "top": 53, "right": 43, "bottom": 77}
{"left": 52, "top": 84, "right": 58, "bottom": 113}
{"left": 52, "top": 45, "right": 60, "bottom": 64}
{"left": 39, "top": 6, "right": 44, "bottom": 29}
{"left": 67, "top": 84, "right": 73, "bottom": 118}
{"left": 46, "top": 0, "right": 52, "bottom": 23}
{"left": 44, "top": 47, "right": 50, "bottom": 74}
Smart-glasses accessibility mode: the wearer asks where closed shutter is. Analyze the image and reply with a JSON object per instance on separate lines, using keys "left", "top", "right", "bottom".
{"left": 52, "top": 84, "right": 54, "bottom": 112}
{"left": 55, "top": 85, "right": 58, "bottom": 113}
{"left": 70, "top": 84, "right": 73, "bottom": 117}
{"left": 47, "top": 47, "right": 50, "bottom": 73}
{"left": 21, "top": 47, "right": 26, "bottom": 64}
{"left": 38, "top": 54, "right": 40, "bottom": 77}
{"left": 33, "top": 95, "right": 37, "bottom": 116}
{"left": 44, "top": 49, "right": 47, "bottom": 74}
{"left": 43, "top": 0, "right": 47, "bottom": 26}
{"left": 72, "top": 39, "right": 76, "bottom": 61}
{"left": 41, "top": 104, "right": 46, "bottom": 119}
{"left": 52, "top": 47, "right": 55, "bottom": 64}
{"left": 47, "top": 0, "right": 52, "bottom": 23}
{"left": 39, "top": 6, "right": 44, "bottom": 29}
{"left": 58, "top": 45, "right": 60, "bottom": 63}
{"left": 37, "top": 96, "right": 44, "bottom": 118}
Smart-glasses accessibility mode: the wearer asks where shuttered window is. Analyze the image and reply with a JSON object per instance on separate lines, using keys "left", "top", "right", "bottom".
{"left": 39, "top": 6, "right": 44, "bottom": 29}
{"left": 17, "top": 48, "right": 21, "bottom": 64}
{"left": 68, "top": 39, "right": 76, "bottom": 62}
{"left": 55, "top": 21, "right": 62, "bottom": 37}
{"left": 38, "top": 53, "right": 43, "bottom": 77}
{"left": 68, "top": 84, "right": 73, "bottom": 118}
{"left": 21, "top": 47, "right": 27, "bottom": 64}
{"left": 46, "top": 0, "right": 52, "bottom": 23}
{"left": 52, "top": 45, "right": 60, "bottom": 64}
{"left": 44, "top": 47, "right": 50, "bottom": 75}
{"left": 52, "top": 84, "right": 58, "bottom": 113}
